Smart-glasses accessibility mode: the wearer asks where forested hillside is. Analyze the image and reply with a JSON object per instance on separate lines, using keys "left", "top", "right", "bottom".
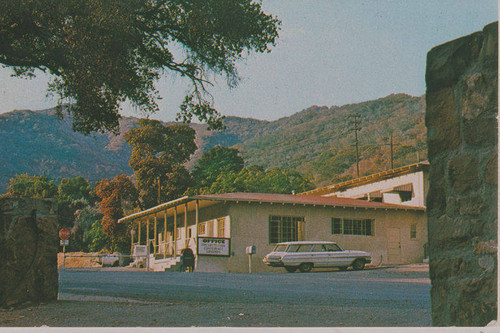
{"left": 0, "top": 93, "right": 426, "bottom": 191}
{"left": 235, "top": 93, "right": 426, "bottom": 185}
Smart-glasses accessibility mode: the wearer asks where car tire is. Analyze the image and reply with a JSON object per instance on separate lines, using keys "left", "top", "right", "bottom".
{"left": 285, "top": 266, "right": 298, "bottom": 273}
{"left": 338, "top": 266, "right": 348, "bottom": 271}
{"left": 352, "top": 259, "right": 365, "bottom": 270}
{"left": 298, "top": 263, "right": 313, "bottom": 273}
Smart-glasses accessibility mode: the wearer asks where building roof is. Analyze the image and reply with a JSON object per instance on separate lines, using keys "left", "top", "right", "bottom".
{"left": 195, "top": 192, "right": 424, "bottom": 210}
{"left": 118, "top": 192, "right": 425, "bottom": 224}
{"left": 301, "top": 161, "right": 429, "bottom": 196}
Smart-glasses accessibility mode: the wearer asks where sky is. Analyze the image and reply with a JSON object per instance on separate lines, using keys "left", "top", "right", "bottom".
{"left": 0, "top": 0, "right": 497, "bottom": 122}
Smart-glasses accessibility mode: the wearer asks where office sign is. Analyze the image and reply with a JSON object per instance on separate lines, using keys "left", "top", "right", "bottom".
{"left": 197, "top": 237, "right": 231, "bottom": 257}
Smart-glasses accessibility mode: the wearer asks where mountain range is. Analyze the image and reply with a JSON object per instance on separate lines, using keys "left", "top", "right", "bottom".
{"left": 0, "top": 93, "right": 426, "bottom": 192}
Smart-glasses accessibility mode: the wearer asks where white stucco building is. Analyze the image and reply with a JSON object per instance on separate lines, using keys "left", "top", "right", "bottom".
{"left": 119, "top": 162, "right": 429, "bottom": 273}
{"left": 302, "top": 161, "right": 429, "bottom": 208}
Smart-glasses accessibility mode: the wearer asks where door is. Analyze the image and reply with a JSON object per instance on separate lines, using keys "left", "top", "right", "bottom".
{"left": 310, "top": 244, "right": 329, "bottom": 267}
{"left": 387, "top": 227, "right": 402, "bottom": 264}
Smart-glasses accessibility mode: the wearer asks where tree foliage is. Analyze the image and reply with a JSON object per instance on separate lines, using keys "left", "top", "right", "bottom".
{"left": 95, "top": 174, "right": 139, "bottom": 251}
{"left": 57, "top": 177, "right": 96, "bottom": 229}
{"left": 58, "top": 176, "right": 93, "bottom": 202}
{"left": 124, "top": 119, "right": 196, "bottom": 208}
{"left": 6, "top": 174, "right": 58, "bottom": 198}
{"left": 0, "top": 0, "right": 281, "bottom": 134}
{"left": 203, "top": 165, "right": 315, "bottom": 195}
{"left": 72, "top": 204, "right": 104, "bottom": 252}
{"left": 190, "top": 145, "right": 244, "bottom": 191}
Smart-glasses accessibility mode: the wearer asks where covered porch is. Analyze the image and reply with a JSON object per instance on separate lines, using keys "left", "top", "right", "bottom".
{"left": 118, "top": 196, "right": 230, "bottom": 270}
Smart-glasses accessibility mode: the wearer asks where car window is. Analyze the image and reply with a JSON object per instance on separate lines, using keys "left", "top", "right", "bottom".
{"left": 311, "top": 244, "right": 325, "bottom": 252}
{"left": 287, "top": 244, "right": 300, "bottom": 252}
{"left": 324, "top": 244, "right": 341, "bottom": 252}
{"left": 296, "top": 244, "right": 312, "bottom": 252}
{"left": 274, "top": 244, "right": 288, "bottom": 252}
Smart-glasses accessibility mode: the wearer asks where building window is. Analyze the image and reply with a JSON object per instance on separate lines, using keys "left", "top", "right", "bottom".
{"left": 198, "top": 222, "right": 206, "bottom": 235}
{"left": 410, "top": 224, "right": 417, "bottom": 239}
{"left": 331, "top": 218, "right": 374, "bottom": 236}
{"left": 217, "top": 218, "right": 225, "bottom": 237}
{"left": 399, "top": 191, "right": 413, "bottom": 202}
{"left": 207, "top": 221, "right": 214, "bottom": 236}
{"left": 269, "top": 215, "right": 304, "bottom": 243}
{"left": 332, "top": 218, "right": 342, "bottom": 234}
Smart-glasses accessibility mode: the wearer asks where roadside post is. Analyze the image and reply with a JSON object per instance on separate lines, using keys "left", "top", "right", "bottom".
{"left": 59, "top": 228, "right": 70, "bottom": 269}
{"left": 246, "top": 245, "right": 256, "bottom": 273}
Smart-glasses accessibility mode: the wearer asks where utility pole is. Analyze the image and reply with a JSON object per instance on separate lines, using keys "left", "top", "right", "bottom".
{"left": 390, "top": 134, "right": 394, "bottom": 169}
{"left": 348, "top": 114, "right": 362, "bottom": 177}
{"left": 383, "top": 133, "right": 401, "bottom": 170}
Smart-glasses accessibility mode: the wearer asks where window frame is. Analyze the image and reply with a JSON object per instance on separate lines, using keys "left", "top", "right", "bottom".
{"left": 269, "top": 215, "right": 305, "bottom": 244}
{"left": 410, "top": 224, "right": 417, "bottom": 239}
{"left": 331, "top": 217, "right": 374, "bottom": 236}
{"left": 217, "top": 218, "right": 225, "bottom": 238}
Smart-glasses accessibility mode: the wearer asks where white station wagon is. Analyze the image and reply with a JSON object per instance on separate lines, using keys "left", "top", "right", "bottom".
{"left": 262, "top": 241, "right": 372, "bottom": 273}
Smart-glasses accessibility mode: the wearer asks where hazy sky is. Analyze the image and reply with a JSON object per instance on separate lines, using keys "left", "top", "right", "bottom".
{"left": 0, "top": 0, "right": 497, "bottom": 122}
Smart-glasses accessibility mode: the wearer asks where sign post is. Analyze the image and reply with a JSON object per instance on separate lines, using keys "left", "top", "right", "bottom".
{"left": 59, "top": 228, "right": 70, "bottom": 269}
{"left": 246, "top": 245, "right": 256, "bottom": 274}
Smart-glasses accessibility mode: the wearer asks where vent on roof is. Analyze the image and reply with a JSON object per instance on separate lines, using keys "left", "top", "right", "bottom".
{"left": 368, "top": 191, "right": 383, "bottom": 202}
{"left": 393, "top": 183, "right": 413, "bottom": 192}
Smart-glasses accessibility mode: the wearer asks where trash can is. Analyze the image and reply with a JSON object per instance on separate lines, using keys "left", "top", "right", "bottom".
{"left": 180, "top": 248, "right": 195, "bottom": 272}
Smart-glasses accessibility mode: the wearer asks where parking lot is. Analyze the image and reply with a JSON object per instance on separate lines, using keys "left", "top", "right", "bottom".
{"left": 0, "top": 264, "right": 431, "bottom": 327}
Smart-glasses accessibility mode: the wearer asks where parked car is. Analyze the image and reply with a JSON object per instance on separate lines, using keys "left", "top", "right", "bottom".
{"left": 262, "top": 241, "right": 371, "bottom": 273}
{"left": 97, "top": 253, "right": 120, "bottom": 267}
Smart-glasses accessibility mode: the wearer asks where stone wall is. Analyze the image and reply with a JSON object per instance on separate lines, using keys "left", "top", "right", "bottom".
{"left": 0, "top": 197, "right": 59, "bottom": 307}
{"left": 425, "top": 22, "right": 498, "bottom": 326}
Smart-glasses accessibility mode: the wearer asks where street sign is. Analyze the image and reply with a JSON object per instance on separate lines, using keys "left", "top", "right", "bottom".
{"left": 59, "top": 228, "right": 70, "bottom": 240}
{"left": 60, "top": 239, "right": 69, "bottom": 246}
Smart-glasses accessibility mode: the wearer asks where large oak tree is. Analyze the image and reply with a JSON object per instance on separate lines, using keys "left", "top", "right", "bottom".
{"left": 0, "top": 0, "right": 280, "bottom": 134}
{"left": 124, "top": 118, "right": 196, "bottom": 208}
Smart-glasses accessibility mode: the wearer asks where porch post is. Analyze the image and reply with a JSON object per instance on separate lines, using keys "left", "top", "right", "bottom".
{"left": 130, "top": 224, "right": 134, "bottom": 254}
{"left": 164, "top": 210, "right": 167, "bottom": 258}
{"left": 137, "top": 220, "right": 141, "bottom": 245}
{"left": 173, "top": 206, "right": 177, "bottom": 258}
{"left": 154, "top": 215, "right": 157, "bottom": 255}
{"left": 195, "top": 200, "right": 199, "bottom": 236}
{"left": 146, "top": 218, "right": 150, "bottom": 251}
{"left": 184, "top": 203, "right": 188, "bottom": 248}
{"left": 146, "top": 218, "right": 150, "bottom": 271}
{"left": 195, "top": 200, "right": 199, "bottom": 267}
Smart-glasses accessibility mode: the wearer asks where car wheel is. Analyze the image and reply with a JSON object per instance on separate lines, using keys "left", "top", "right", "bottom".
{"left": 298, "top": 263, "right": 313, "bottom": 273}
{"left": 285, "top": 266, "right": 298, "bottom": 273}
{"left": 352, "top": 259, "right": 365, "bottom": 270}
{"left": 338, "top": 266, "right": 348, "bottom": 271}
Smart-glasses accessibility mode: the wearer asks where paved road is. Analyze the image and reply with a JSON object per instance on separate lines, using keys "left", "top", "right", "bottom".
{"left": 1, "top": 265, "right": 431, "bottom": 327}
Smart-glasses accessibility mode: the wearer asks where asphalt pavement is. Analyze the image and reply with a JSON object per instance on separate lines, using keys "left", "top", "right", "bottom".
{"left": 1, "top": 264, "right": 432, "bottom": 327}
